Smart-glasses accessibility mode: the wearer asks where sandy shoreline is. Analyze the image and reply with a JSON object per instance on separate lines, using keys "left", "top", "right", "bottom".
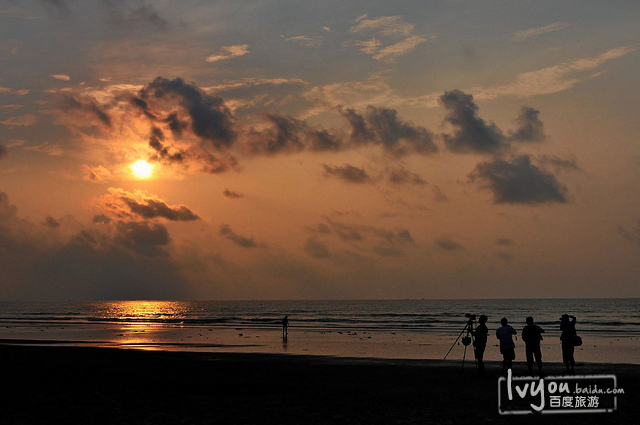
{"left": 1, "top": 344, "right": 639, "bottom": 424}
{"left": 2, "top": 322, "right": 639, "bottom": 364}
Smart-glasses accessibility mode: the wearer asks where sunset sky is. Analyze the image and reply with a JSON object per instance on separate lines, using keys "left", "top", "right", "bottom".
{"left": 1, "top": 0, "right": 639, "bottom": 300}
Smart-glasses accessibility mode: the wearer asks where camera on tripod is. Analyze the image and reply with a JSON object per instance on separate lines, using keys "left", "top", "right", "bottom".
{"left": 444, "top": 313, "right": 478, "bottom": 368}
{"left": 461, "top": 313, "right": 476, "bottom": 346}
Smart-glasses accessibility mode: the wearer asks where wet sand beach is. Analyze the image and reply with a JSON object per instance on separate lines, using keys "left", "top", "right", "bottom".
{"left": 1, "top": 344, "right": 638, "bottom": 425}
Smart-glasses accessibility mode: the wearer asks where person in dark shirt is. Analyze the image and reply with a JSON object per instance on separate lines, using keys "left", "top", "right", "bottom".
{"left": 472, "top": 315, "right": 489, "bottom": 375}
{"left": 522, "top": 316, "right": 545, "bottom": 376}
{"left": 496, "top": 317, "right": 517, "bottom": 375}
{"left": 560, "top": 314, "right": 576, "bottom": 373}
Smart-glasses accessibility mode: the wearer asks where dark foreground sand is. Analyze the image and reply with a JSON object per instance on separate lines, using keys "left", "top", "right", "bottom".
{"left": 1, "top": 344, "right": 638, "bottom": 425}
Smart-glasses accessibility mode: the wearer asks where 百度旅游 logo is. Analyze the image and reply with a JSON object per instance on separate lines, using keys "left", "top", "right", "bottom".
{"left": 498, "top": 370, "right": 621, "bottom": 414}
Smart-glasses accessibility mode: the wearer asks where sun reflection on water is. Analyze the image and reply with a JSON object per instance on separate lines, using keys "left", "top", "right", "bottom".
{"left": 99, "top": 300, "right": 191, "bottom": 324}
{"left": 96, "top": 301, "right": 193, "bottom": 350}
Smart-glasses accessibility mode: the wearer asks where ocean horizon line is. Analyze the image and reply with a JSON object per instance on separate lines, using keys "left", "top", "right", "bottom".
{"left": 1, "top": 296, "right": 639, "bottom": 303}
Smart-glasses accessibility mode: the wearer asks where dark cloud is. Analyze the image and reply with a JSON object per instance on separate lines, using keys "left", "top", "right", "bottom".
{"left": 148, "top": 126, "right": 185, "bottom": 163}
{"left": 496, "top": 238, "right": 514, "bottom": 246}
{"left": 509, "top": 106, "right": 546, "bottom": 143}
{"left": 322, "top": 218, "right": 363, "bottom": 242}
{"left": 219, "top": 224, "right": 258, "bottom": 248}
{"left": 373, "top": 246, "right": 405, "bottom": 257}
{"left": 188, "top": 149, "right": 238, "bottom": 174}
{"left": 101, "top": 188, "right": 200, "bottom": 221}
{"left": 42, "top": 230, "right": 185, "bottom": 299}
{"left": 323, "top": 164, "right": 371, "bottom": 184}
{"left": 439, "top": 90, "right": 507, "bottom": 153}
{"left": 386, "top": 167, "right": 426, "bottom": 185}
{"left": 246, "top": 105, "right": 436, "bottom": 157}
{"left": 470, "top": 154, "right": 568, "bottom": 204}
{"left": 497, "top": 252, "right": 513, "bottom": 260}
{"left": 222, "top": 189, "right": 244, "bottom": 199}
{"left": 396, "top": 230, "right": 414, "bottom": 244}
{"left": 136, "top": 77, "right": 236, "bottom": 149}
{"left": 246, "top": 114, "right": 304, "bottom": 154}
{"left": 59, "top": 93, "right": 112, "bottom": 127}
{"left": 436, "top": 237, "right": 463, "bottom": 250}
{"left": 318, "top": 223, "right": 332, "bottom": 233}
{"left": 130, "top": 96, "right": 155, "bottom": 119}
{"left": 340, "top": 107, "right": 373, "bottom": 143}
{"left": 92, "top": 214, "right": 112, "bottom": 224}
{"left": 536, "top": 154, "right": 579, "bottom": 171}
{"left": 308, "top": 128, "right": 343, "bottom": 151}
{"left": 148, "top": 135, "right": 238, "bottom": 174}
{"left": 103, "top": 1, "right": 169, "bottom": 31}
{"left": 114, "top": 221, "right": 170, "bottom": 257}
{"left": 307, "top": 222, "right": 332, "bottom": 235}
{"left": 122, "top": 197, "right": 199, "bottom": 222}
{"left": 246, "top": 113, "right": 342, "bottom": 155}
{"left": 340, "top": 106, "right": 437, "bottom": 156}
{"left": 373, "top": 228, "right": 414, "bottom": 245}
{"left": 432, "top": 186, "right": 448, "bottom": 202}
{"left": 311, "top": 217, "right": 414, "bottom": 261}
{"left": 304, "top": 237, "right": 331, "bottom": 259}
{"left": 373, "top": 236, "right": 412, "bottom": 258}
{"left": 0, "top": 191, "right": 18, "bottom": 221}
{"left": 0, "top": 190, "right": 191, "bottom": 300}
{"left": 0, "top": 143, "right": 7, "bottom": 159}
{"left": 42, "top": 216, "right": 60, "bottom": 228}
{"left": 321, "top": 217, "right": 414, "bottom": 247}
{"left": 618, "top": 219, "right": 640, "bottom": 245}
{"left": 127, "top": 78, "right": 239, "bottom": 174}
{"left": 163, "top": 112, "right": 188, "bottom": 138}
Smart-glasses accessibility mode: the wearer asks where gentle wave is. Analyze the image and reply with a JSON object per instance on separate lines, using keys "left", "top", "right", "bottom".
{"left": 1, "top": 299, "right": 639, "bottom": 334}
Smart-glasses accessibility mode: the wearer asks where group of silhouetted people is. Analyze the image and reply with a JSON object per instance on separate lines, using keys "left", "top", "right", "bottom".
{"left": 281, "top": 312, "right": 579, "bottom": 375}
{"left": 473, "top": 314, "right": 578, "bottom": 375}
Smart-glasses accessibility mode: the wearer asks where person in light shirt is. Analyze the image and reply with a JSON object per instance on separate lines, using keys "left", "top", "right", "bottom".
{"left": 496, "top": 317, "right": 517, "bottom": 375}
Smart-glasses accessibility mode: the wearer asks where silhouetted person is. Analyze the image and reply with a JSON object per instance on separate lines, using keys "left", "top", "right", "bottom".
{"left": 560, "top": 314, "right": 576, "bottom": 373}
{"left": 282, "top": 315, "right": 289, "bottom": 340}
{"left": 522, "top": 316, "right": 545, "bottom": 375}
{"left": 496, "top": 317, "right": 517, "bottom": 374}
{"left": 472, "top": 315, "right": 489, "bottom": 375}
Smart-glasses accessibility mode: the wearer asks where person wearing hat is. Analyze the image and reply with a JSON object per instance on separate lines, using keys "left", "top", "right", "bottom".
{"left": 472, "top": 315, "right": 489, "bottom": 375}
{"left": 560, "top": 314, "right": 576, "bottom": 373}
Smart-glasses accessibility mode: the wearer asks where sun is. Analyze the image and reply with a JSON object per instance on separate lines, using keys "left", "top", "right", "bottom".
{"left": 130, "top": 160, "right": 154, "bottom": 179}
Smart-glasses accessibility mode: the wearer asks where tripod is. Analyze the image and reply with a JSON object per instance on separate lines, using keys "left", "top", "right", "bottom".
{"left": 443, "top": 315, "right": 477, "bottom": 370}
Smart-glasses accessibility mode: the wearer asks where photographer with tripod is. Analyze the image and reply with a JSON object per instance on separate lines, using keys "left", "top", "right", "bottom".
{"left": 444, "top": 313, "right": 484, "bottom": 372}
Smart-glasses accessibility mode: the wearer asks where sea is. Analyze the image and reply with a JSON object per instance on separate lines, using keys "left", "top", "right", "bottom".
{"left": 1, "top": 298, "right": 639, "bottom": 364}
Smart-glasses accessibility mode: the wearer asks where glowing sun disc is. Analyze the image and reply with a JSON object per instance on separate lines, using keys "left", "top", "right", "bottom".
{"left": 131, "top": 160, "right": 153, "bottom": 178}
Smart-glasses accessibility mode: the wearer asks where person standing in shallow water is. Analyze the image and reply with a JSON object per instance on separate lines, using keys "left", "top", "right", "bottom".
{"left": 522, "top": 316, "right": 545, "bottom": 376}
{"left": 496, "top": 317, "right": 517, "bottom": 374}
{"left": 472, "top": 315, "right": 489, "bottom": 375}
{"left": 560, "top": 314, "right": 576, "bottom": 373}
{"left": 282, "top": 315, "right": 289, "bottom": 340}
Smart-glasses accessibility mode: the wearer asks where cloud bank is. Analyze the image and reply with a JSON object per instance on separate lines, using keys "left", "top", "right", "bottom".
{"left": 470, "top": 155, "right": 568, "bottom": 204}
